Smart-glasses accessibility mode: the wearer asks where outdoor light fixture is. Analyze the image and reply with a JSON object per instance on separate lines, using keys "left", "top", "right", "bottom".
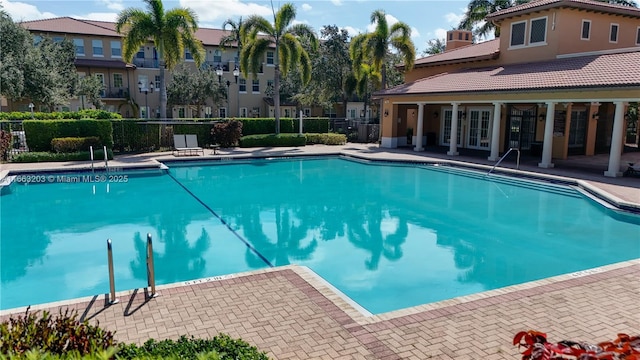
{"left": 592, "top": 112, "right": 600, "bottom": 120}
{"left": 233, "top": 65, "right": 239, "bottom": 84}
{"left": 384, "top": 109, "right": 389, "bottom": 117}
{"left": 138, "top": 80, "right": 154, "bottom": 119}
{"left": 539, "top": 113, "right": 546, "bottom": 121}
{"left": 215, "top": 65, "right": 223, "bottom": 83}
{"left": 28, "top": 102, "right": 34, "bottom": 119}
{"left": 433, "top": 111, "right": 439, "bottom": 118}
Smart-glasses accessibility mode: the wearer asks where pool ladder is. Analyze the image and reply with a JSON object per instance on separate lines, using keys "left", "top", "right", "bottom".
{"left": 89, "top": 145, "right": 109, "bottom": 173}
{"left": 106, "top": 233, "right": 157, "bottom": 304}
{"left": 487, "top": 147, "right": 520, "bottom": 176}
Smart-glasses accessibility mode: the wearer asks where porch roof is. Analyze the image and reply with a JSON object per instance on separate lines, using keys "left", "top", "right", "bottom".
{"left": 376, "top": 50, "right": 640, "bottom": 97}
{"left": 487, "top": 0, "right": 640, "bottom": 21}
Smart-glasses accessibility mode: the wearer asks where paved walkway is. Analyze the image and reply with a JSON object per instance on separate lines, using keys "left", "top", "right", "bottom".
{"left": 1, "top": 144, "right": 639, "bottom": 359}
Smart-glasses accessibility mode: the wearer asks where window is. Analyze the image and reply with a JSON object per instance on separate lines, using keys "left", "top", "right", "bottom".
{"left": 111, "top": 41, "right": 121, "bottom": 57}
{"left": 581, "top": 20, "right": 591, "bottom": 40}
{"left": 267, "top": 79, "right": 274, "bottom": 95}
{"left": 610, "top": 23, "right": 618, "bottom": 43}
{"left": 136, "top": 47, "right": 145, "bottom": 59}
{"left": 113, "top": 73, "right": 123, "bottom": 88}
{"left": 33, "top": 35, "right": 43, "bottom": 45}
{"left": 239, "top": 78, "right": 247, "bottom": 92}
{"left": 284, "top": 108, "right": 290, "bottom": 117}
{"left": 529, "top": 17, "right": 547, "bottom": 44}
{"left": 637, "top": 27, "right": 640, "bottom": 45}
{"left": 92, "top": 40, "right": 103, "bottom": 56}
{"left": 458, "top": 32, "right": 462, "bottom": 40}
{"left": 73, "top": 38, "right": 85, "bottom": 55}
{"left": 95, "top": 73, "right": 105, "bottom": 96}
{"left": 185, "top": 49, "right": 193, "bottom": 60}
{"left": 448, "top": 33, "right": 453, "bottom": 41}
{"left": 213, "top": 50, "right": 222, "bottom": 63}
{"left": 219, "top": 107, "right": 227, "bottom": 118}
{"left": 510, "top": 21, "right": 526, "bottom": 47}
{"left": 252, "top": 79, "right": 260, "bottom": 93}
{"left": 178, "top": 107, "right": 185, "bottom": 118}
{"left": 266, "top": 51, "right": 274, "bottom": 65}
{"left": 138, "top": 75, "right": 149, "bottom": 91}
{"left": 304, "top": 108, "right": 311, "bottom": 117}
{"left": 52, "top": 36, "right": 63, "bottom": 43}
{"left": 154, "top": 75, "right": 160, "bottom": 89}
{"left": 465, "top": 33, "right": 469, "bottom": 41}
{"left": 240, "top": 107, "right": 247, "bottom": 117}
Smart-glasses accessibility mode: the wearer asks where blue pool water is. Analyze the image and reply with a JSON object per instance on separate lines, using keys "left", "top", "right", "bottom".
{"left": 1, "top": 157, "right": 639, "bottom": 314}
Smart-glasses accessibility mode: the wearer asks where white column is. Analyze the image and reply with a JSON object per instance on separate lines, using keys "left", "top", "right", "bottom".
{"left": 604, "top": 101, "right": 627, "bottom": 177}
{"left": 539, "top": 101, "right": 556, "bottom": 168}
{"left": 414, "top": 103, "right": 425, "bottom": 151}
{"left": 447, "top": 102, "right": 459, "bottom": 156}
{"left": 488, "top": 102, "right": 502, "bottom": 161}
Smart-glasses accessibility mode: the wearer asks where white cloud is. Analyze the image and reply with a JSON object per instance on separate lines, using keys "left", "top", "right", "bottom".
{"left": 331, "top": 0, "right": 343, "bottom": 5}
{"left": 75, "top": 12, "right": 119, "bottom": 22}
{"left": 410, "top": 26, "right": 420, "bottom": 39}
{"left": 367, "top": 13, "right": 399, "bottom": 33}
{"left": 301, "top": 3, "right": 312, "bottom": 11}
{"left": 0, "top": 0, "right": 57, "bottom": 21}
{"left": 434, "top": 28, "right": 447, "bottom": 40}
{"left": 445, "top": 8, "right": 466, "bottom": 27}
{"left": 341, "top": 26, "right": 362, "bottom": 37}
{"left": 180, "top": 0, "right": 271, "bottom": 23}
{"left": 97, "top": 0, "right": 124, "bottom": 12}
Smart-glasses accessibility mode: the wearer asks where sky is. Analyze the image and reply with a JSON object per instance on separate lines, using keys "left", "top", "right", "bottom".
{"left": 0, "top": 0, "right": 477, "bottom": 55}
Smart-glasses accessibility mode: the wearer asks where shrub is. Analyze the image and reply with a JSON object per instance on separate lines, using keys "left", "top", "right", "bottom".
{"left": 23, "top": 120, "right": 113, "bottom": 152}
{"left": 111, "top": 120, "right": 161, "bottom": 152}
{"left": 305, "top": 133, "right": 347, "bottom": 145}
{"left": 51, "top": 137, "right": 101, "bottom": 153}
{"left": 0, "top": 308, "right": 115, "bottom": 356}
{"left": 11, "top": 149, "right": 113, "bottom": 163}
{"left": 0, "top": 130, "right": 11, "bottom": 161}
{"left": 172, "top": 123, "right": 213, "bottom": 147}
{"left": 239, "top": 133, "right": 306, "bottom": 147}
{"left": 0, "top": 110, "right": 122, "bottom": 121}
{"left": 294, "top": 118, "right": 330, "bottom": 133}
{"left": 116, "top": 334, "right": 269, "bottom": 360}
{"left": 211, "top": 120, "right": 243, "bottom": 147}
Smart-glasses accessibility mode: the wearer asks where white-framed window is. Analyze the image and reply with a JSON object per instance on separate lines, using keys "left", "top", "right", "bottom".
{"left": 95, "top": 73, "right": 105, "bottom": 96}
{"left": 240, "top": 107, "right": 248, "bottom": 117}
{"left": 73, "top": 38, "right": 85, "bottom": 55}
{"left": 266, "top": 51, "right": 274, "bottom": 65}
{"left": 610, "top": 23, "right": 619, "bottom": 43}
{"left": 138, "top": 75, "right": 149, "bottom": 91}
{"left": 111, "top": 41, "right": 121, "bottom": 57}
{"left": 154, "top": 75, "right": 160, "bottom": 89}
{"left": 284, "top": 108, "right": 290, "bottom": 117}
{"left": 185, "top": 49, "right": 193, "bottom": 61}
{"left": 113, "top": 73, "right": 123, "bottom": 88}
{"left": 252, "top": 79, "right": 259, "bottom": 93}
{"left": 178, "top": 107, "right": 185, "bottom": 118}
{"left": 529, "top": 17, "right": 547, "bottom": 44}
{"left": 581, "top": 20, "right": 591, "bottom": 40}
{"left": 304, "top": 108, "right": 311, "bottom": 117}
{"left": 52, "top": 36, "right": 64, "bottom": 43}
{"left": 92, "top": 39, "right": 103, "bottom": 56}
{"left": 239, "top": 78, "right": 247, "bottom": 92}
{"left": 213, "top": 49, "right": 222, "bottom": 63}
{"left": 510, "top": 21, "right": 526, "bottom": 47}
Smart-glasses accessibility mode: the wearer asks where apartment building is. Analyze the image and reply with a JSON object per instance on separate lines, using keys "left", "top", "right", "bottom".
{"left": 376, "top": 0, "right": 640, "bottom": 177}
{"left": 14, "top": 16, "right": 291, "bottom": 119}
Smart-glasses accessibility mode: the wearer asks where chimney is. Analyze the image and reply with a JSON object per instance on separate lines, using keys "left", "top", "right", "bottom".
{"left": 445, "top": 30, "right": 473, "bottom": 52}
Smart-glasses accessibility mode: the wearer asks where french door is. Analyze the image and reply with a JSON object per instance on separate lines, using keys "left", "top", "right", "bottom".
{"left": 467, "top": 108, "right": 492, "bottom": 150}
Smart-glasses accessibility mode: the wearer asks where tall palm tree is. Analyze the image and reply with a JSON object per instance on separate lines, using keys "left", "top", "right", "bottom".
{"left": 116, "top": 0, "right": 204, "bottom": 119}
{"left": 240, "top": 3, "right": 318, "bottom": 134}
{"left": 220, "top": 17, "right": 243, "bottom": 62}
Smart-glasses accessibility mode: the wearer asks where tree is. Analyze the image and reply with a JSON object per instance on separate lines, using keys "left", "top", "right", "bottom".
{"left": 0, "top": 10, "right": 30, "bottom": 101}
{"left": 220, "top": 17, "right": 243, "bottom": 62}
{"left": 422, "top": 38, "right": 446, "bottom": 56}
{"left": 240, "top": 2, "right": 318, "bottom": 134}
{"left": 167, "top": 64, "right": 227, "bottom": 117}
{"left": 116, "top": 0, "right": 204, "bottom": 119}
{"left": 78, "top": 75, "right": 105, "bottom": 109}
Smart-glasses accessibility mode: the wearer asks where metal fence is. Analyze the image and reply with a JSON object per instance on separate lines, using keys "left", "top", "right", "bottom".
{"left": 329, "top": 118, "right": 379, "bottom": 143}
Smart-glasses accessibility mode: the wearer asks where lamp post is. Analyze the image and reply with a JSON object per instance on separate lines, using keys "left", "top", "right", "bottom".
{"left": 138, "top": 80, "right": 154, "bottom": 119}
{"left": 233, "top": 65, "right": 239, "bottom": 117}
{"left": 28, "top": 103, "right": 34, "bottom": 119}
{"left": 215, "top": 65, "right": 223, "bottom": 83}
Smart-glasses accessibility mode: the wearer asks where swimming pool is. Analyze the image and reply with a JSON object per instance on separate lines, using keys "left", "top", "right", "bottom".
{"left": 1, "top": 157, "right": 639, "bottom": 314}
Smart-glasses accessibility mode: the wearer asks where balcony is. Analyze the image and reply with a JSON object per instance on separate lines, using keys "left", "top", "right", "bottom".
{"left": 133, "top": 58, "right": 159, "bottom": 68}
{"left": 101, "top": 87, "right": 129, "bottom": 99}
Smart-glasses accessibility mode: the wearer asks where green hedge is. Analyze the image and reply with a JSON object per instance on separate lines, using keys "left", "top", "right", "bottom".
{"left": 239, "top": 133, "right": 306, "bottom": 147}
{"left": 11, "top": 149, "right": 113, "bottom": 162}
{"left": 240, "top": 118, "right": 330, "bottom": 135}
{"left": 173, "top": 123, "right": 214, "bottom": 147}
{"left": 51, "top": 137, "right": 101, "bottom": 153}
{"left": 0, "top": 110, "right": 122, "bottom": 121}
{"left": 295, "top": 118, "right": 330, "bottom": 133}
{"left": 111, "top": 120, "right": 161, "bottom": 152}
{"left": 305, "top": 133, "right": 347, "bottom": 145}
{"left": 23, "top": 120, "right": 113, "bottom": 152}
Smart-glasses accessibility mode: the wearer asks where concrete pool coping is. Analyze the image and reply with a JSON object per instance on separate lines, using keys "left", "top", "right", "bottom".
{"left": 1, "top": 144, "right": 639, "bottom": 359}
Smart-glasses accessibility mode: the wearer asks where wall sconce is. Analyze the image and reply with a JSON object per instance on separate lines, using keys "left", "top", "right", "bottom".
{"left": 592, "top": 112, "right": 599, "bottom": 120}
{"left": 539, "top": 113, "right": 546, "bottom": 122}
{"left": 461, "top": 112, "right": 466, "bottom": 121}
{"left": 384, "top": 109, "right": 389, "bottom": 117}
{"left": 433, "top": 111, "right": 439, "bottom": 118}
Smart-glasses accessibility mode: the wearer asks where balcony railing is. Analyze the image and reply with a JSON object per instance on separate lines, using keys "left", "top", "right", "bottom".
{"left": 101, "top": 87, "right": 129, "bottom": 99}
{"left": 133, "top": 58, "right": 159, "bottom": 68}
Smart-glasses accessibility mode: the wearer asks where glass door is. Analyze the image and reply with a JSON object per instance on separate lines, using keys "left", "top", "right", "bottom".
{"left": 467, "top": 109, "right": 492, "bottom": 150}
{"left": 441, "top": 108, "right": 463, "bottom": 146}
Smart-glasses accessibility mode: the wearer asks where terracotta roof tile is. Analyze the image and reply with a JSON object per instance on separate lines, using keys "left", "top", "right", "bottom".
{"left": 488, "top": 0, "right": 640, "bottom": 21}
{"left": 414, "top": 39, "right": 500, "bottom": 67}
{"left": 20, "top": 17, "right": 121, "bottom": 37}
{"left": 378, "top": 50, "right": 640, "bottom": 96}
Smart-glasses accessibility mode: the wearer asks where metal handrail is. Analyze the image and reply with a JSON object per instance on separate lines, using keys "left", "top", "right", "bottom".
{"left": 103, "top": 145, "right": 108, "bottom": 172}
{"left": 146, "top": 233, "right": 157, "bottom": 297}
{"left": 89, "top": 146, "right": 95, "bottom": 173}
{"left": 487, "top": 147, "right": 520, "bottom": 175}
{"left": 107, "top": 239, "right": 118, "bottom": 304}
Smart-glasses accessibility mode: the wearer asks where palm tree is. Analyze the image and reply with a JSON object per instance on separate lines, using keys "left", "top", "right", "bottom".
{"left": 220, "top": 17, "right": 243, "bottom": 62}
{"left": 240, "top": 3, "right": 318, "bottom": 134}
{"left": 116, "top": 0, "right": 204, "bottom": 119}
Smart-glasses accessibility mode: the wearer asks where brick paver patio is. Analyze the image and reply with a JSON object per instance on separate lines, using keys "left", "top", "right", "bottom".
{"left": 2, "top": 144, "right": 639, "bottom": 359}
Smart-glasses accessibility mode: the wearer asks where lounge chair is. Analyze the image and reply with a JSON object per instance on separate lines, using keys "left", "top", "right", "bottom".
{"left": 173, "top": 134, "right": 188, "bottom": 156}
{"left": 185, "top": 134, "right": 204, "bottom": 156}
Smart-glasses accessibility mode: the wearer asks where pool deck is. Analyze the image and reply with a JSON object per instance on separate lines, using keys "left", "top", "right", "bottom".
{"left": 1, "top": 144, "right": 639, "bottom": 359}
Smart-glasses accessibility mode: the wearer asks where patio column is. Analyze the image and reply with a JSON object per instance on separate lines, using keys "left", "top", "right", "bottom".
{"left": 539, "top": 101, "right": 556, "bottom": 168}
{"left": 447, "top": 102, "right": 459, "bottom": 156}
{"left": 488, "top": 102, "right": 502, "bottom": 161}
{"left": 604, "top": 101, "right": 627, "bottom": 177}
{"left": 414, "top": 102, "right": 425, "bottom": 151}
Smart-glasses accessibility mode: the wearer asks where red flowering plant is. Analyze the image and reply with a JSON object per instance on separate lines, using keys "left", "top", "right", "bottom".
{"left": 513, "top": 330, "right": 640, "bottom": 360}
